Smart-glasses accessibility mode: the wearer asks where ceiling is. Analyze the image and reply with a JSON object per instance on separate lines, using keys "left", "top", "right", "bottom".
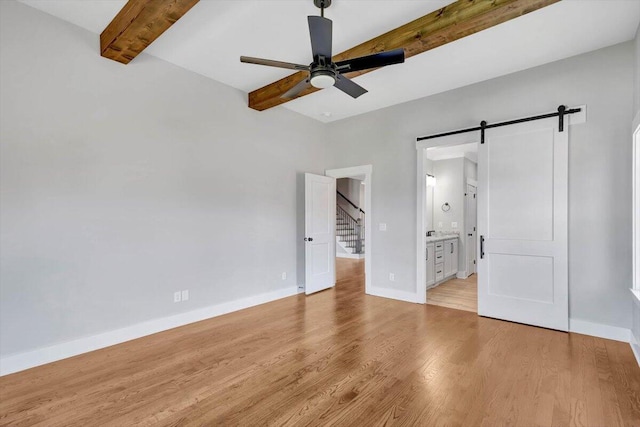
{"left": 426, "top": 142, "right": 478, "bottom": 163}
{"left": 18, "top": 0, "right": 640, "bottom": 123}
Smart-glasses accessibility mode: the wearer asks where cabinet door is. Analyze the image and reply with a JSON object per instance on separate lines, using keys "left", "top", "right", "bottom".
{"left": 426, "top": 244, "right": 435, "bottom": 286}
{"left": 444, "top": 241, "right": 452, "bottom": 278}
{"left": 451, "top": 239, "right": 459, "bottom": 276}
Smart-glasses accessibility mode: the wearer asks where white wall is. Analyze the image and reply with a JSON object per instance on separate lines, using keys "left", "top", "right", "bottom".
{"left": 0, "top": 1, "right": 326, "bottom": 358}
{"left": 433, "top": 158, "right": 464, "bottom": 234}
{"left": 337, "top": 178, "right": 362, "bottom": 219}
{"left": 635, "top": 24, "right": 640, "bottom": 120}
{"left": 326, "top": 41, "right": 635, "bottom": 330}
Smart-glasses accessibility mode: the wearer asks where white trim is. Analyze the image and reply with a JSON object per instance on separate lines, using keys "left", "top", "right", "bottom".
{"left": 467, "top": 178, "right": 478, "bottom": 187}
{"left": 633, "top": 123, "right": 640, "bottom": 293}
{"left": 631, "top": 288, "right": 640, "bottom": 303}
{"left": 368, "top": 286, "right": 420, "bottom": 304}
{"left": 336, "top": 252, "right": 365, "bottom": 260}
{"left": 325, "top": 165, "right": 372, "bottom": 295}
{"left": 0, "top": 286, "right": 298, "bottom": 376}
{"left": 568, "top": 318, "right": 631, "bottom": 343}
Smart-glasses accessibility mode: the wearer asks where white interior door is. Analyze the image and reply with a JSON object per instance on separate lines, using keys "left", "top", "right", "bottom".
{"left": 305, "top": 173, "right": 336, "bottom": 295}
{"left": 466, "top": 184, "right": 477, "bottom": 276}
{"left": 477, "top": 117, "right": 568, "bottom": 331}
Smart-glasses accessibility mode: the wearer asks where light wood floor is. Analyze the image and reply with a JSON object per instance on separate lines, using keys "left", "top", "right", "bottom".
{"left": 1, "top": 259, "right": 639, "bottom": 426}
{"left": 427, "top": 274, "right": 478, "bottom": 313}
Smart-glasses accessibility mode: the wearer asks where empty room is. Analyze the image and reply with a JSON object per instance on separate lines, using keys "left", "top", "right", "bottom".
{"left": 1, "top": 0, "right": 640, "bottom": 425}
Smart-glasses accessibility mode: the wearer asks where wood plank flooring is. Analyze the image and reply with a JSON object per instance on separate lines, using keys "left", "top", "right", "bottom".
{"left": 427, "top": 274, "right": 478, "bottom": 313}
{"left": 1, "top": 259, "right": 639, "bottom": 426}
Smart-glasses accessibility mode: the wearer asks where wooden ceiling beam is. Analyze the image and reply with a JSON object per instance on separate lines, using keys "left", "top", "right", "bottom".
{"left": 248, "top": 0, "right": 561, "bottom": 111}
{"left": 101, "top": 0, "right": 199, "bottom": 64}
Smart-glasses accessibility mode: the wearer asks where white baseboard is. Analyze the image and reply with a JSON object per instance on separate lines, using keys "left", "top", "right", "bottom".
{"left": 367, "top": 286, "right": 419, "bottom": 304}
{"left": 336, "top": 252, "right": 364, "bottom": 259}
{"left": 0, "top": 286, "right": 298, "bottom": 376}
{"left": 569, "top": 318, "right": 631, "bottom": 343}
{"left": 456, "top": 272, "right": 469, "bottom": 279}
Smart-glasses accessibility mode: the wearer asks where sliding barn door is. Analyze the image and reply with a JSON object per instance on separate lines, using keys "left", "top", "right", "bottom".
{"left": 477, "top": 117, "right": 568, "bottom": 331}
{"left": 305, "top": 173, "right": 336, "bottom": 295}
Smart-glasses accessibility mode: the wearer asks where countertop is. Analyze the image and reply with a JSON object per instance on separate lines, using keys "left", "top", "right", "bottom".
{"left": 426, "top": 234, "right": 459, "bottom": 243}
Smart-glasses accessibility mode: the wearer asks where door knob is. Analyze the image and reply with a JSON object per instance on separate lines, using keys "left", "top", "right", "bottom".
{"left": 304, "top": 237, "right": 314, "bottom": 242}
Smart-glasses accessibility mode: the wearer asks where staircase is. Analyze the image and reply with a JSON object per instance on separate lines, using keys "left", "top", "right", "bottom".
{"left": 336, "top": 193, "right": 365, "bottom": 259}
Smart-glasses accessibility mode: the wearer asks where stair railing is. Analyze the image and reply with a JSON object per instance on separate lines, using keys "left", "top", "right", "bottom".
{"left": 336, "top": 191, "right": 365, "bottom": 254}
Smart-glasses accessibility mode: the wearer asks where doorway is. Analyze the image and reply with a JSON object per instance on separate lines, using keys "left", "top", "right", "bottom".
{"left": 325, "top": 165, "right": 372, "bottom": 294}
{"left": 423, "top": 142, "right": 479, "bottom": 312}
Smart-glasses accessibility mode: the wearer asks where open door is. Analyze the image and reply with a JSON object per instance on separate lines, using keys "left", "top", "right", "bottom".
{"left": 305, "top": 173, "right": 336, "bottom": 295}
{"left": 477, "top": 117, "right": 568, "bottom": 331}
{"left": 466, "top": 183, "right": 477, "bottom": 276}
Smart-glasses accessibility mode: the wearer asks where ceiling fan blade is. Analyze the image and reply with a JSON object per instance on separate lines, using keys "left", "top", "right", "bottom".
{"left": 308, "top": 16, "right": 332, "bottom": 60}
{"left": 334, "top": 75, "right": 367, "bottom": 99}
{"left": 335, "top": 48, "right": 405, "bottom": 73}
{"left": 281, "top": 77, "right": 311, "bottom": 99}
{"left": 240, "top": 56, "right": 309, "bottom": 71}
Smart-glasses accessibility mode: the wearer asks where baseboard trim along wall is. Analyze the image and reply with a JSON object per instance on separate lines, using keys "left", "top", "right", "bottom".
{"left": 568, "top": 318, "right": 631, "bottom": 343}
{"left": 368, "top": 286, "right": 420, "bottom": 304}
{"left": 336, "top": 252, "right": 365, "bottom": 260}
{"left": 0, "top": 286, "right": 299, "bottom": 376}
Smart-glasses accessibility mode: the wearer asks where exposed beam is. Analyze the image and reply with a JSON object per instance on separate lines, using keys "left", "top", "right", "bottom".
{"left": 101, "top": 0, "right": 199, "bottom": 64}
{"left": 248, "top": 0, "right": 561, "bottom": 111}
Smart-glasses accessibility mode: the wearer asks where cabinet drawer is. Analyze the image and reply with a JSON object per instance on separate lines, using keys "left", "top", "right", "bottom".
{"left": 435, "top": 263, "right": 444, "bottom": 282}
{"left": 434, "top": 250, "right": 444, "bottom": 263}
{"left": 435, "top": 242, "right": 444, "bottom": 250}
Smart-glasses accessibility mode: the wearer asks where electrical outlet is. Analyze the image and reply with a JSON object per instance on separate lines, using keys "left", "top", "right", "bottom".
{"left": 438, "top": 222, "right": 443, "bottom": 228}
{"left": 181, "top": 290, "right": 189, "bottom": 301}
{"left": 379, "top": 223, "right": 387, "bottom": 231}
{"left": 451, "top": 222, "right": 458, "bottom": 228}
{"left": 282, "top": 272, "right": 287, "bottom": 280}
{"left": 389, "top": 273, "right": 395, "bottom": 282}
{"left": 173, "top": 291, "right": 181, "bottom": 303}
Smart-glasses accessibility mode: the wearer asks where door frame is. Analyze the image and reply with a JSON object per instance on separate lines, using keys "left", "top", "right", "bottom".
{"left": 417, "top": 133, "right": 480, "bottom": 304}
{"left": 325, "top": 165, "right": 372, "bottom": 295}
{"left": 633, "top": 119, "right": 640, "bottom": 296}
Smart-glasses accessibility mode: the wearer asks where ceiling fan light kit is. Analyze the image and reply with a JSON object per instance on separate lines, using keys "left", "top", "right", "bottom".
{"left": 240, "top": 0, "right": 405, "bottom": 101}
{"left": 310, "top": 73, "right": 335, "bottom": 89}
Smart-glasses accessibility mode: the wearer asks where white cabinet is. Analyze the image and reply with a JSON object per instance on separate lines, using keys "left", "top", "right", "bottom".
{"left": 426, "top": 243, "right": 435, "bottom": 287}
{"left": 426, "top": 237, "right": 459, "bottom": 289}
{"left": 444, "top": 239, "right": 458, "bottom": 278}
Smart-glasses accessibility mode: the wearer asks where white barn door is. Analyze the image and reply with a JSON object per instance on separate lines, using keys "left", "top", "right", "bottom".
{"left": 305, "top": 173, "right": 336, "bottom": 295}
{"left": 477, "top": 117, "right": 568, "bottom": 331}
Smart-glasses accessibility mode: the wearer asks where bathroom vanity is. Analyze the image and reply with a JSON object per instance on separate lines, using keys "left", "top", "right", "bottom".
{"left": 426, "top": 235, "right": 458, "bottom": 288}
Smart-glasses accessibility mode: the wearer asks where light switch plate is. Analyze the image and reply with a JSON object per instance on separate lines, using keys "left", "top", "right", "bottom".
{"left": 173, "top": 291, "right": 181, "bottom": 303}
{"left": 379, "top": 223, "right": 387, "bottom": 231}
{"left": 181, "top": 290, "right": 189, "bottom": 301}
{"left": 451, "top": 222, "right": 458, "bottom": 228}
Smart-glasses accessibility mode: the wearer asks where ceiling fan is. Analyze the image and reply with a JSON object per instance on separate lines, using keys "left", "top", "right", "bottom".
{"left": 240, "top": 0, "right": 405, "bottom": 99}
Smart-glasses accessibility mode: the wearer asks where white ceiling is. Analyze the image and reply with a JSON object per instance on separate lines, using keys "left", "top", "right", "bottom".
{"left": 18, "top": 0, "right": 640, "bottom": 123}
{"left": 426, "top": 142, "right": 478, "bottom": 163}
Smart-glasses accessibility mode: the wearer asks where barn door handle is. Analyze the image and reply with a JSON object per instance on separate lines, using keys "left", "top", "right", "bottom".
{"left": 480, "top": 235, "right": 485, "bottom": 259}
